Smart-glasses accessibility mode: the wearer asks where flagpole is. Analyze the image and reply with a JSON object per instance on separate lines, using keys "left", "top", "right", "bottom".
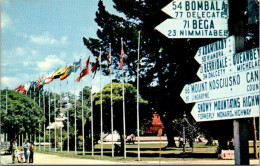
{"left": 43, "top": 89, "right": 46, "bottom": 151}
{"left": 6, "top": 87, "right": 8, "bottom": 114}
{"left": 67, "top": 82, "right": 70, "bottom": 153}
{"left": 54, "top": 82, "right": 57, "bottom": 152}
{"left": 81, "top": 78, "right": 85, "bottom": 155}
{"left": 121, "top": 37, "right": 126, "bottom": 159}
{"left": 74, "top": 65, "right": 77, "bottom": 155}
{"left": 109, "top": 43, "right": 114, "bottom": 157}
{"left": 49, "top": 89, "right": 51, "bottom": 151}
{"left": 60, "top": 81, "right": 63, "bottom": 153}
{"left": 137, "top": 31, "right": 141, "bottom": 161}
{"left": 99, "top": 48, "right": 103, "bottom": 157}
{"left": 91, "top": 70, "right": 94, "bottom": 156}
{"left": 39, "top": 89, "right": 41, "bottom": 151}
{"left": 34, "top": 86, "right": 36, "bottom": 150}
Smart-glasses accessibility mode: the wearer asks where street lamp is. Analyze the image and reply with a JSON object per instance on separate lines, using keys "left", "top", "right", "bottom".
{"left": 183, "top": 112, "right": 186, "bottom": 153}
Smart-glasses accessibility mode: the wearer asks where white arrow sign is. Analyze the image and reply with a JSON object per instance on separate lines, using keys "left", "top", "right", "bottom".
{"left": 191, "top": 93, "right": 259, "bottom": 122}
{"left": 194, "top": 35, "right": 235, "bottom": 64}
{"left": 197, "top": 48, "right": 259, "bottom": 80}
{"left": 180, "top": 68, "right": 259, "bottom": 103}
{"left": 162, "top": 0, "right": 229, "bottom": 19}
{"left": 155, "top": 18, "right": 229, "bottom": 39}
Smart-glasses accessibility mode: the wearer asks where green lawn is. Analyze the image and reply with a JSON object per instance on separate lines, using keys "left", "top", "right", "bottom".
{"left": 33, "top": 142, "right": 258, "bottom": 162}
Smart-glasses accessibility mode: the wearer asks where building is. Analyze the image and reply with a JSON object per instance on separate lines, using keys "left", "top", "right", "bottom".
{"left": 143, "top": 113, "right": 165, "bottom": 136}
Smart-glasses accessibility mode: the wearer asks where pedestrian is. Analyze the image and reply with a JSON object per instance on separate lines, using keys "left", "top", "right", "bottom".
{"left": 29, "top": 141, "right": 34, "bottom": 163}
{"left": 23, "top": 139, "right": 30, "bottom": 163}
{"left": 178, "top": 136, "right": 183, "bottom": 148}
{"left": 18, "top": 148, "right": 24, "bottom": 163}
{"left": 11, "top": 138, "right": 18, "bottom": 164}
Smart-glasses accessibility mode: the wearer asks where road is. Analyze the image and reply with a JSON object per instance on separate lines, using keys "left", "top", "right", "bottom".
{"left": 1, "top": 153, "right": 259, "bottom": 165}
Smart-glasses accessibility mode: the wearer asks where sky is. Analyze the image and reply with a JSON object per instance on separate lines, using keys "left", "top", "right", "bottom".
{"left": 1, "top": 0, "right": 119, "bottom": 95}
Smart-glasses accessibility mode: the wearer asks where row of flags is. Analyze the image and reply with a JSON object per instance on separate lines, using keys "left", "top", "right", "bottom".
{"left": 14, "top": 43, "right": 125, "bottom": 93}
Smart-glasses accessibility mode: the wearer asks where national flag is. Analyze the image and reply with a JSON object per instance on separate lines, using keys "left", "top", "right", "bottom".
{"left": 60, "top": 66, "right": 72, "bottom": 81}
{"left": 76, "top": 57, "right": 90, "bottom": 82}
{"left": 24, "top": 82, "right": 31, "bottom": 92}
{"left": 107, "top": 44, "right": 111, "bottom": 64}
{"left": 45, "top": 72, "right": 55, "bottom": 84}
{"left": 71, "top": 59, "right": 81, "bottom": 72}
{"left": 35, "top": 76, "right": 45, "bottom": 89}
{"left": 107, "top": 44, "right": 111, "bottom": 72}
{"left": 91, "top": 52, "right": 101, "bottom": 78}
{"left": 120, "top": 49, "right": 124, "bottom": 70}
{"left": 53, "top": 66, "right": 67, "bottom": 79}
{"left": 14, "top": 85, "right": 22, "bottom": 92}
{"left": 19, "top": 85, "right": 26, "bottom": 93}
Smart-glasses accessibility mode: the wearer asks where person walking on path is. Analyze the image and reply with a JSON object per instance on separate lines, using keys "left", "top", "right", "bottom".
{"left": 29, "top": 141, "right": 34, "bottom": 163}
{"left": 11, "top": 138, "right": 18, "bottom": 164}
{"left": 23, "top": 139, "right": 30, "bottom": 163}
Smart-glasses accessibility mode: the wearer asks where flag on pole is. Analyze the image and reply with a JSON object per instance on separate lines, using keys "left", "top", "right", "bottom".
{"left": 91, "top": 52, "right": 101, "bottom": 78}
{"left": 53, "top": 66, "right": 67, "bottom": 79}
{"left": 120, "top": 45, "right": 124, "bottom": 70}
{"left": 35, "top": 76, "right": 45, "bottom": 89}
{"left": 14, "top": 85, "right": 23, "bottom": 92}
{"left": 76, "top": 57, "right": 90, "bottom": 82}
{"left": 45, "top": 72, "right": 54, "bottom": 84}
{"left": 60, "top": 66, "right": 72, "bottom": 81}
{"left": 107, "top": 43, "right": 111, "bottom": 71}
{"left": 71, "top": 59, "right": 81, "bottom": 72}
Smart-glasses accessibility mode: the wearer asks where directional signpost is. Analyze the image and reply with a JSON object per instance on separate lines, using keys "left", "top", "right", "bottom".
{"left": 194, "top": 35, "right": 235, "bottom": 64}
{"left": 191, "top": 93, "right": 259, "bottom": 122}
{"left": 180, "top": 67, "right": 259, "bottom": 103}
{"left": 197, "top": 48, "right": 259, "bottom": 80}
{"left": 161, "top": 0, "right": 229, "bottom": 19}
{"left": 155, "top": 0, "right": 229, "bottom": 38}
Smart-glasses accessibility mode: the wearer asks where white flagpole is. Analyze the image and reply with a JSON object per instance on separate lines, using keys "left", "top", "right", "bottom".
{"left": 81, "top": 79, "right": 85, "bottom": 155}
{"left": 6, "top": 87, "right": 8, "bottom": 114}
{"left": 43, "top": 89, "right": 46, "bottom": 151}
{"left": 60, "top": 81, "right": 62, "bottom": 153}
{"left": 100, "top": 48, "right": 103, "bottom": 157}
{"left": 74, "top": 64, "right": 77, "bottom": 155}
{"left": 67, "top": 84, "right": 70, "bottom": 153}
{"left": 39, "top": 91, "right": 41, "bottom": 151}
{"left": 49, "top": 89, "right": 51, "bottom": 151}
{"left": 34, "top": 86, "right": 36, "bottom": 150}
{"left": 121, "top": 37, "right": 126, "bottom": 159}
{"left": 54, "top": 82, "right": 57, "bottom": 152}
{"left": 109, "top": 43, "right": 114, "bottom": 157}
{"left": 137, "top": 31, "right": 141, "bottom": 161}
{"left": 91, "top": 69, "right": 94, "bottom": 156}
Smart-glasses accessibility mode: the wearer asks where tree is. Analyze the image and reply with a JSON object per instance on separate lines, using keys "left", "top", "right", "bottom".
{"left": 92, "top": 82, "right": 149, "bottom": 154}
{"left": 1, "top": 90, "right": 44, "bottom": 142}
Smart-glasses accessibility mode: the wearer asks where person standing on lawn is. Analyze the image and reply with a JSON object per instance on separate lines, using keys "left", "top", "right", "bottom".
{"left": 23, "top": 139, "right": 30, "bottom": 163}
{"left": 29, "top": 141, "right": 34, "bottom": 163}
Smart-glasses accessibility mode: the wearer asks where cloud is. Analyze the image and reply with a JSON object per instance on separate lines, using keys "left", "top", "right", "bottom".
{"left": 37, "top": 54, "right": 65, "bottom": 71}
{"left": 1, "top": 76, "right": 19, "bottom": 88}
{"left": 92, "top": 85, "right": 99, "bottom": 93}
{"left": 30, "top": 32, "right": 68, "bottom": 45}
{"left": 15, "top": 47, "right": 26, "bottom": 56}
{"left": 1, "top": 12, "right": 11, "bottom": 29}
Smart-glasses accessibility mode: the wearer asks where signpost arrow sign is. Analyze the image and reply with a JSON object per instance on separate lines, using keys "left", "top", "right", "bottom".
{"left": 197, "top": 48, "right": 259, "bottom": 80}
{"left": 194, "top": 35, "right": 235, "bottom": 64}
{"left": 191, "top": 93, "right": 259, "bottom": 122}
{"left": 180, "top": 68, "right": 259, "bottom": 103}
{"left": 155, "top": 18, "right": 228, "bottom": 39}
{"left": 162, "top": 0, "right": 229, "bottom": 19}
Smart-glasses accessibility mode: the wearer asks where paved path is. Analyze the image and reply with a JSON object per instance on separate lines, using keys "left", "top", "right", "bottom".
{"left": 1, "top": 153, "right": 259, "bottom": 165}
